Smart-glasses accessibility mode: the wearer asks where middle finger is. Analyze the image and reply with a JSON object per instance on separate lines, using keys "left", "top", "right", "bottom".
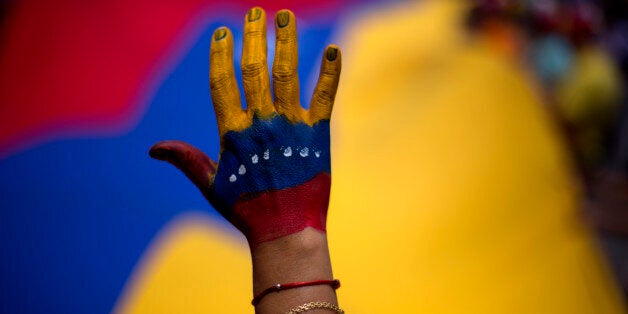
{"left": 272, "top": 10, "right": 303, "bottom": 122}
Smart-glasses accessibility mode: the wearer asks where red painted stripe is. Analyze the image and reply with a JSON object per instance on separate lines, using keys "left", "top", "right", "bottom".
{"left": 230, "top": 173, "right": 330, "bottom": 246}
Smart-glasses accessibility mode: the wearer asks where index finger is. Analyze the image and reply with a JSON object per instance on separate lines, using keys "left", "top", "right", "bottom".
{"left": 272, "top": 10, "right": 304, "bottom": 123}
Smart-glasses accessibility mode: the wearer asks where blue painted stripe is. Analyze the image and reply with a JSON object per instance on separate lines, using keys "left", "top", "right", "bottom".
{"left": 212, "top": 114, "right": 330, "bottom": 210}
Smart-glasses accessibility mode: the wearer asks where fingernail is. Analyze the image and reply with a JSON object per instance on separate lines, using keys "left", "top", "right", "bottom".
{"left": 326, "top": 47, "right": 338, "bottom": 61}
{"left": 214, "top": 28, "right": 227, "bottom": 41}
{"left": 277, "top": 11, "right": 290, "bottom": 28}
{"left": 247, "top": 7, "right": 261, "bottom": 22}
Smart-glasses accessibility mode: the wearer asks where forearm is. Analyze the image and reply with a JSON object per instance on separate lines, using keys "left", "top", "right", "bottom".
{"left": 252, "top": 227, "right": 338, "bottom": 313}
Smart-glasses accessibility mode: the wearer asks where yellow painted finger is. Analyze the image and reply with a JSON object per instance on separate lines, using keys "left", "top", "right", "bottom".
{"left": 209, "top": 27, "right": 247, "bottom": 136}
{"left": 241, "top": 7, "right": 274, "bottom": 119}
{"left": 308, "top": 45, "right": 341, "bottom": 125}
{"left": 272, "top": 9, "right": 304, "bottom": 122}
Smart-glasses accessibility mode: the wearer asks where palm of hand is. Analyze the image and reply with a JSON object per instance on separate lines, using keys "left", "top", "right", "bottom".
{"left": 150, "top": 8, "right": 341, "bottom": 247}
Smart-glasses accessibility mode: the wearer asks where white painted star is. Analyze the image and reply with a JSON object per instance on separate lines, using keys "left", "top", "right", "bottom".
{"left": 300, "top": 147, "right": 309, "bottom": 157}
{"left": 284, "top": 147, "right": 292, "bottom": 157}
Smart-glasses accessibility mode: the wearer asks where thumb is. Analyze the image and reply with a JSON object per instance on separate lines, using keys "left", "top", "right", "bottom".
{"left": 149, "top": 140, "right": 218, "bottom": 198}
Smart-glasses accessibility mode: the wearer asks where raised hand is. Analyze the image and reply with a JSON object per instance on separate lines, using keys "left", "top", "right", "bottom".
{"left": 149, "top": 8, "right": 341, "bottom": 248}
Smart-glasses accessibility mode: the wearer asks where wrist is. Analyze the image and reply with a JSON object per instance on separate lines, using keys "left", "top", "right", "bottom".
{"left": 251, "top": 227, "right": 337, "bottom": 312}
{"left": 251, "top": 227, "right": 333, "bottom": 292}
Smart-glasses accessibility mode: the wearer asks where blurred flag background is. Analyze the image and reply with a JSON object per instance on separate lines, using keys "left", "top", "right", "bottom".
{"left": 0, "top": 0, "right": 627, "bottom": 313}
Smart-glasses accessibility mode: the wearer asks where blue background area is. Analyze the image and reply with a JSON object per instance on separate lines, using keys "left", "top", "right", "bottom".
{"left": 0, "top": 19, "right": 337, "bottom": 313}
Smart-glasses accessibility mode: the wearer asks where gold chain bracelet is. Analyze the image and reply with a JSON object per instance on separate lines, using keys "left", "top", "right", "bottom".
{"left": 286, "top": 301, "right": 344, "bottom": 314}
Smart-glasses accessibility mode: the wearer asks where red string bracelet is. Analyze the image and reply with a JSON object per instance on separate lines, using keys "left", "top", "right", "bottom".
{"left": 252, "top": 279, "right": 341, "bottom": 306}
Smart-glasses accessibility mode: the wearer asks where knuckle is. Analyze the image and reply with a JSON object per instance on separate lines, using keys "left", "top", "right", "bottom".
{"left": 272, "top": 64, "right": 295, "bottom": 82}
{"left": 319, "top": 72, "right": 338, "bottom": 85}
{"left": 241, "top": 61, "right": 266, "bottom": 78}
{"left": 275, "top": 35, "right": 295, "bottom": 44}
{"left": 314, "top": 87, "right": 335, "bottom": 104}
{"left": 320, "top": 67, "right": 339, "bottom": 77}
{"left": 210, "top": 44, "right": 226, "bottom": 54}
{"left": 209, "top": 72, "right": 231, "bottom": 91}
{"left": 244, "top": 28, "right": 264, "bottom": 39}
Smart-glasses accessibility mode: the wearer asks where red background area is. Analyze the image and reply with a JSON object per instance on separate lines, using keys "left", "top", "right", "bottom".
{"left": 0, "top": 0, "right": 349, "bottom": 158}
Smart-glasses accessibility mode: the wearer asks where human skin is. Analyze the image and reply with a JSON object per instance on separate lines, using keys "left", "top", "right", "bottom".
{"left": 149, "top": 7, "right": 342, "bottom": 313}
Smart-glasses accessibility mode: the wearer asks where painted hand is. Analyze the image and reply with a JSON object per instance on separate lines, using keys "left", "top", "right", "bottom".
{"left": 149, "top": 8, "right": 341, "bottom": 247}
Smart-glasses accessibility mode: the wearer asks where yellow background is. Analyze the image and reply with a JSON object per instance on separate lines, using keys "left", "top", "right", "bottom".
{"left": 115, "top": 1, "right": 626, "bottom": 313}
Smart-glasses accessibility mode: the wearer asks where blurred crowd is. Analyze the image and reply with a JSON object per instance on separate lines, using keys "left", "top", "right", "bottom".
{"left": 468, "top": 0, "right": 628, "bottom": 297}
